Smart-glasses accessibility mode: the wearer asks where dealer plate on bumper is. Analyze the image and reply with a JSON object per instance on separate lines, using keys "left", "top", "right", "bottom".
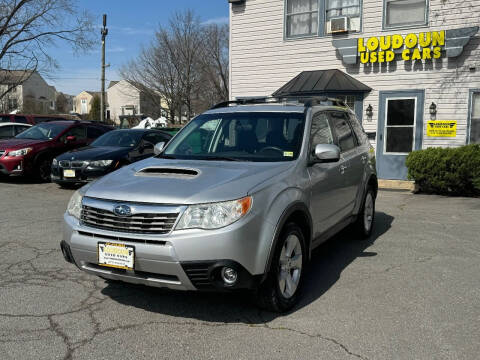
{"left": 98, "top": 242, "right": 134, "bottom": 270}
{"left": 63, "top": 169, "right": 76, "bottom": 178}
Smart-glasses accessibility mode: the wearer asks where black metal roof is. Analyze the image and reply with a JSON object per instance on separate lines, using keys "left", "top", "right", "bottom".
{"left": 272, "top": 69, "right": 371, "bottom": 97}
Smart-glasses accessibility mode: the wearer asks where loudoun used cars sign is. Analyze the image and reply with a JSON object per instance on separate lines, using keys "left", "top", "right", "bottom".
{"left": 332, "top": 27, "right": 479, "bottom": 65}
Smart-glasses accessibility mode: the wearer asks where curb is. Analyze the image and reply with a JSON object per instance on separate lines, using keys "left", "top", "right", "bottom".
{"left": 378, "top": 179, "right": 418, "bottom": 192}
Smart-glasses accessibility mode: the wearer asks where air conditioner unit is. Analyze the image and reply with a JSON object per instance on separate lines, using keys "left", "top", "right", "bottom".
{"left": 327, "top": 17, "right": 349, "bottom": 34}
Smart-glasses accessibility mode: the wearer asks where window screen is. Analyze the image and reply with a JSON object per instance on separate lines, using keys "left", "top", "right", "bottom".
{"left": 384, "top": 0, "right": 427, "bottom": 29}
{"left": 470, "top": 92, "right": 480, "bottom": 144}
{"left": 286, "top": 0, "right": 319, "bottom": 38}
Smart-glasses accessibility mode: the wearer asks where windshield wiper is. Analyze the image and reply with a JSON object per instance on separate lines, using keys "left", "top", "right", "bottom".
{"left": 156, "top": 154, "right": 177, "bottom": 159}
{"left": 198, "top": 156, "right": 246, "bottom": 162}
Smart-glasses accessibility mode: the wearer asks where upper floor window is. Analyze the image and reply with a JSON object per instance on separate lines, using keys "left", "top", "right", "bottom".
{"left": 286, "top": 0, "right": 319, "bottom": 38}
{"left": 285, "top": 0, "right": 362, "bottom": 39}
{"left": 383, "top": 0, "right": 428, "bottom": 29}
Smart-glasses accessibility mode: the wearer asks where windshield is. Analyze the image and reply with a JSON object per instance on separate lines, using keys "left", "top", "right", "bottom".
{"left": 162, "top": 112, "right": 305, "bottom": 162}
{"left": 91, "top": 130, "right": 143, "bottom": 147}
{"left": 15, "top": 123, "right": 69, "bottom": 140}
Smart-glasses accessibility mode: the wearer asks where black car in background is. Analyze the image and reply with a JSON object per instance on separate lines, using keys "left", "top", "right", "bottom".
{"left": 51, "top": 129, "right": 171, "bottom": 186}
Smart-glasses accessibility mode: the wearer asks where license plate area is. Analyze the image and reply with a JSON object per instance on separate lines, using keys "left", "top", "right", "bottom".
{"left": 98, "top": 242, "right": 134, "bottom": 270}
{"left": 63, "top": 169, "right": 76, "bottom": 178}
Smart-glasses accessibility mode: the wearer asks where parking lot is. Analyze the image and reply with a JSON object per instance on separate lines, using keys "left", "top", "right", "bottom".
{"left": 0, "top": 178, "right": 479, "bottom": 360}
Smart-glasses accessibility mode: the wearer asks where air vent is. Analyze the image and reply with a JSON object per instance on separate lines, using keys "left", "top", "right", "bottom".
{"left": 136, "top": 167, "right": 199, "bottom": 177}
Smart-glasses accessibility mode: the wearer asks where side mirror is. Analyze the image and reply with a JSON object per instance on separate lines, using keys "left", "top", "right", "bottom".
{"left": 312, "top": 144, "right": 341, "bottom": 163}
{"left": 66, "top": 135, "right": 76, "bottom": 143}
{"left": 154, "top": 142, "right": 165, "bottom": 155}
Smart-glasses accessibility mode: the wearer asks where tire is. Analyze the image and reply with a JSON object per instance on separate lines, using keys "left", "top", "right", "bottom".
{"left": 36, "top": 156, "right": 53, "bottom": 183}
{"left": 353, "top": 186, "right": 376, "bottom": 239}
{"left": 256, "top": 223, "right": 306, "bottom": 313}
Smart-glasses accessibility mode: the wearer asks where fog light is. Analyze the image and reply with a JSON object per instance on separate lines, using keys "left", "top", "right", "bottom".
{"left": 221, "top": 267, "right": 238, "bottom": 285}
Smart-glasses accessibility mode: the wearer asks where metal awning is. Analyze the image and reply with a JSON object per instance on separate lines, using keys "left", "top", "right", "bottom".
{"left": 272, "top": 69, "right": 371, "bottom": 97}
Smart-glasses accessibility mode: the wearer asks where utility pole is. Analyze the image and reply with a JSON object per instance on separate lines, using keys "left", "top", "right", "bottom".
{"left": 100, "top": 14, "right": 108, "bottom": 122}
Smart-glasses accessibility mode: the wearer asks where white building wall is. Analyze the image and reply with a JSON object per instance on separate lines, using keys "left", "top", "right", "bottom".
{"left": 230, "top": 0, "right": 480, "bottom": 149}
{"left": 107, "top": 81, "right": 141, "bottom": 123}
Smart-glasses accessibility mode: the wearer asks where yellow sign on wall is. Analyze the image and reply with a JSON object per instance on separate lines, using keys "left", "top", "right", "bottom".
{"left": 427, "top": 121, "right": 457, "bottom": 137}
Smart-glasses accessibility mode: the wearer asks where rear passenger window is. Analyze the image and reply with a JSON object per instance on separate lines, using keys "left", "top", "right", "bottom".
{"left": 329, "top": 112, "right": 356, "bottom": 152}
{"left": 87, "top": 127, "right": 104, "bottom": 139}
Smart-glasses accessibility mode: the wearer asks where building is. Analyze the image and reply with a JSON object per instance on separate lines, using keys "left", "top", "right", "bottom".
{"left": 0, "top": 70, "right": 56, "bottom": 114}
{"left": 106, "top": 80, "right": 161, "bottom": 123}
{"left": 73, "top": 91, "right": 101, "bottom": 116}
{"left": 229, "top": 0, "right": 480, "bottom": 180}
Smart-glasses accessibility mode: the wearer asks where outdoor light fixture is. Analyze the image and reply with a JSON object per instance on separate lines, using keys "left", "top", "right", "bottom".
{"left": 366, "top": 104, "right": 373, "bottom": 118}
{"left": 429, "top": 102, "right": 437, "bottom": 116}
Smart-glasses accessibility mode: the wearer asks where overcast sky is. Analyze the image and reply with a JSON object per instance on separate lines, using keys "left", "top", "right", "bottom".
{"left": 47, "top": 0, "right": 229, "bottom": 95}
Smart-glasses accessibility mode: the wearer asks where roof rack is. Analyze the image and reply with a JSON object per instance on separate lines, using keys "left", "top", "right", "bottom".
{"left": 210, "top": 96, "right": 347, "bottom": 110}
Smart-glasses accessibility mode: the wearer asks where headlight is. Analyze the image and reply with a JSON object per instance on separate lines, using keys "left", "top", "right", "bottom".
{"left": 89, "top": 160, "right": 113, "bottom": 167}
{"left": 67, "top": 190, "right": 83, "bottom": 219}
{"left": 8, "top": 147, "right": 33, "bottom": 157}
{"left": 176, "top": 196, "right": 252, "bottom": 230}
{"left": 52, "top": 158, "right": 58, "bottom": 166}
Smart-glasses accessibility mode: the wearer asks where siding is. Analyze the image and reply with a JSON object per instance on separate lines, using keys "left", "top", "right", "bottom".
{"left": 230, "top": 0, "right": 480, "bottom": 148}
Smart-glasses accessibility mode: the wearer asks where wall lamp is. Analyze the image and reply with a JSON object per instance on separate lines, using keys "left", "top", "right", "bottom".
{"left": 366, "top": 104, "right": 373, "bottom": 118}
{"left": 429, "top": 102, "right": 437, "bottom": 117}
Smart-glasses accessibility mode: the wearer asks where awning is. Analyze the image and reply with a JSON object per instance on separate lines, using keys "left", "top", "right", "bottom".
{"left": 272, "top": 69, "right": 371, "bottom": 97}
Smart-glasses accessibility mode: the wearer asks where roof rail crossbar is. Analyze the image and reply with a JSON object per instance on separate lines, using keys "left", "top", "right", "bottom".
{"left": 210, "top": 96, "right": 347, "bottom": 110}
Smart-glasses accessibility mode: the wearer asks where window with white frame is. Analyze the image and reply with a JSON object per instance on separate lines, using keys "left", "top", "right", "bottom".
{"left": 285, "top": 0, "right": 319, "bottom": 38}
{"left": 286, "top": 0, "right": 362, "bottom": 38}
{"left": 384, "top": 0, "right": 428, "bottom": 29}
{"left": 470, "top": 92, "right": 480, "bottom": 144}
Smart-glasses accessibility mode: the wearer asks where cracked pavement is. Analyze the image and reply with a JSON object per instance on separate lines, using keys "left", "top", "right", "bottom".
{"left": 0, "top": 178, "right": 479, "bottom": 360}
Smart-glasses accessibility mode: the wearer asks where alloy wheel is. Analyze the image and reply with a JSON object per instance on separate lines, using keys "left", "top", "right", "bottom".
{"left": 278, "top": 234, "right": 303, "bottom": 299}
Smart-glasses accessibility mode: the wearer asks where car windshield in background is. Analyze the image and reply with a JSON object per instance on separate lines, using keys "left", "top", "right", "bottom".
{"left": 162, "top": 112, "right": 305, "bottom": 162}
{"left": 16, "top": 123, "right": 69, "bottom": 140}
{"left": 91, "top": 130, "right": 143, "bottom": 147}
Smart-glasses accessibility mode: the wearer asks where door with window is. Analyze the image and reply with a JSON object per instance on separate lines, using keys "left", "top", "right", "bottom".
{"left": 377, "top": 90, "right": 424, "bottom": 180}
{"left": 469, "top": 91, "right": 480, "bottom": 144}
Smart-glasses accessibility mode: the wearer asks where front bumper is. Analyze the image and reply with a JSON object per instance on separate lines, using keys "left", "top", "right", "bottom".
{"left": 52, "top": 164, "right": 111, "bottom": 184}
{"left": 0, "top": 155, "right": 25, "bottom": 175}
{"left": 62, "top": 212, "right": 269, "bottom": 291}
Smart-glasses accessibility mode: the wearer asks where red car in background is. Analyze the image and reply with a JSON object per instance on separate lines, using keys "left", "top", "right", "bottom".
{"left": 0, "top": 121, "right": 113, "bottom": 181}
{"left": 0, "top": 113, "right": 79, "bottom": 125}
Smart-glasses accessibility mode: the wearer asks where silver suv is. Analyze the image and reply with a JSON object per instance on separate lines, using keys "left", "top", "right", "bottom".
{"left": 61, "top": 98, "right": 377, "bottom": 312}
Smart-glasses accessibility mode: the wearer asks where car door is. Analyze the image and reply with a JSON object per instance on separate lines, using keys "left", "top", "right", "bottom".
{"left": 327, "top": 111, "right": 363, "bottom": 216}
{"left": 59, "top": 126, "right": 88, "bottom": 152}
{"left": 307, "top": 111, "right": 349, "bottom": 239}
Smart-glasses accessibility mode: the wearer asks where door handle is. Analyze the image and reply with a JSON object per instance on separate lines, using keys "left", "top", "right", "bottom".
{"left": 339, "top": 164, "right": 347, "bottom": 174}
{"left": 361, "top": 155, "right": 367, "bottom": 164}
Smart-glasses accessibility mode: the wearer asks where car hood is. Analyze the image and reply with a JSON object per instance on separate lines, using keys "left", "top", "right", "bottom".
{"left": 57, "top": 146, "right": 129, "bottom": 161}
{"left": 0, "top": 138, "right": 46, "bottom": 149}
{"left": 85, "top": 157, "right": 295, "bottom": 204}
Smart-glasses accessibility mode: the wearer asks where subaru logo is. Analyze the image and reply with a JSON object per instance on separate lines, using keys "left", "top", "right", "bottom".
{"left": 113, "top": 204, "right": 132, "bottom": 217}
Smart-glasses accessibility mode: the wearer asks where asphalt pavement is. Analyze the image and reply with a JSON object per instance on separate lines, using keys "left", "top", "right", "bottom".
{"left": 0, "top": 177, "right": 479, "bottom": 360}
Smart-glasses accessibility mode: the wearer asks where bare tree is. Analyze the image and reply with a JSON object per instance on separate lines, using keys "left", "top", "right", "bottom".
{"left": 0, "top": 0, "right": 94, "bottom": 100}
{"left": 121, "top": 9, "right": 229, "bottom": 124}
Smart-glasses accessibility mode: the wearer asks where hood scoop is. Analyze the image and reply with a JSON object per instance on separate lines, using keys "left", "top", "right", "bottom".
{"left": 136, "top": 167, "right": 199, "bottom": 178}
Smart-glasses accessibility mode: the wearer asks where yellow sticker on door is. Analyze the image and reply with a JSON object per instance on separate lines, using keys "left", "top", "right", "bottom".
{"left": 426, "top": 121, "right": 457, "bottom": 137}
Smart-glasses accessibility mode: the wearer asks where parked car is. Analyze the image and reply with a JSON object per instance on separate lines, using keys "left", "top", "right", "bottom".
{"left": 0, "top": 113, "right": 78, "bottom": 125}
{"left": 60, "top": 97, "right": 377, "bottom": 312}
{"left": 51, "top": 129, "right": 172, "bottom": 186}
{"left": 0, "top": 122, "right": 31, "bottom": 140}
{"left": 0, "top": 121, "right": 113, "bottom": 181}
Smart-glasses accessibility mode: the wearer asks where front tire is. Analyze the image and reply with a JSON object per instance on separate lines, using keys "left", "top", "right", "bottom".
{"left": 36, "top": 157, "right": 52, "bottom": 182}
{"left": 256, "top": 223, "right": 306, "bottom": 313}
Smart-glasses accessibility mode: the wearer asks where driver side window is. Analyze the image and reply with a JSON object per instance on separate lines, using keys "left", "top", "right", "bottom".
{"left": 310, "top": 112, "right": 334, "bottom": 158}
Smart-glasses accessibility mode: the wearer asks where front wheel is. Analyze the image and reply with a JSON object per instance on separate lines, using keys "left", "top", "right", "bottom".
{"left": 256, "top": 223, "right": 306, "bottom": 313}
{"left": 37, "top": 157, "right": 52, "bottom": 182}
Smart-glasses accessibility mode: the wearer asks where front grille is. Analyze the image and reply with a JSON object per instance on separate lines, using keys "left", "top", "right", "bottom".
{"left": 59, "top": 160, "right": 70, "bottom": 168}
{"left": 81, "top": 205, "right": 179, "bottom": 234}
{"left": 59, "top": 160, "right": 86, "bottom": 168}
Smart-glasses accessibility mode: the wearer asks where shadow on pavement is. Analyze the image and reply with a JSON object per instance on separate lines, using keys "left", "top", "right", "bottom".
{"left": 102, "top": 211, "right": 394, "bottom": 323}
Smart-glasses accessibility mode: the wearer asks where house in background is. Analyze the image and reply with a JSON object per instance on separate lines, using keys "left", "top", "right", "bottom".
{"left": 0, "top": 70, "right": 56, "bottom": 113}
{"left": 107, "top": 80, "right": 161, "bottom": 124}
{"left": 73, "top": 91, "right": 100, "bottom": 116}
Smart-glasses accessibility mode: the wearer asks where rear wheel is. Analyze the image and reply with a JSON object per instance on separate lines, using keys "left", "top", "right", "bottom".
{"left": 354, "top": 187, "right": 375, "bottom": 238}
{"left": 37, "top": 157, "right": 52, "bottom": 182}
{"left": 256, "top": 223, "right": 306, "bottom": 313}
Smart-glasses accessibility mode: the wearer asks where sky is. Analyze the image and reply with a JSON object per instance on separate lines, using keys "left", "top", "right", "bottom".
{"left": 47, "top": 0, "right": 229, "bottom": 96}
